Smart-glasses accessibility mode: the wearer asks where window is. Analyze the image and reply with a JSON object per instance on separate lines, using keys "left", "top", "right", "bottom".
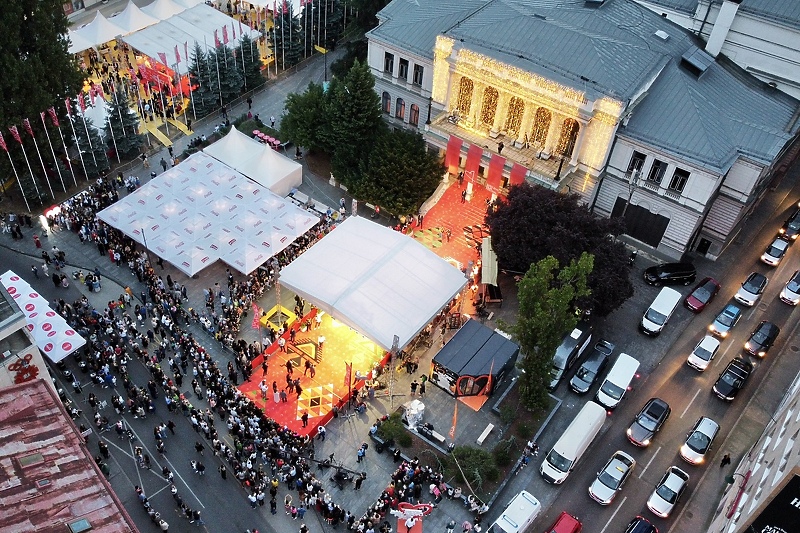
{"left": 627, "top": 151, "right": 646, "bottom": 175}
{"left": 381, "top": 92, "right": 391, "bottom": 114}
{"left": 395, "top": 98, "right": 405, "bottom": 120}
{"left": 384, "top": 52, "right": 394, "bottom": 75}
{"left": 409, "top": 104, "right": 420, "bottom": 126}
{"left": 668, "top": 168, "right": 690, "bottom": 193}
{"left": 398, "top": 59, "right": 409, "bottom": 81}
{"left": 647, "top": 159, "right": 667, "bottom": 184}
{"left": 413, "top": 64, "right": 424, "bottom": 86}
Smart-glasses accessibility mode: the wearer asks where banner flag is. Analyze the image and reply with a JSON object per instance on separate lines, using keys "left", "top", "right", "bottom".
{"left": 22, "top": 118, "right": 34, "bottom": 137}
{"left": 231, "top": 21, "right": 236, "bottom": 40}
{"left": 449, "top": 402, "right": 458, "bottom": 439}
{"left": 0, "top": 132, "right": 7, "bottom": 153}
{"left": 48, "top": 107, "right": 59, "bottom": 127}
{"left": 78, "top": 93, "right": 86, "bottom": 112}
{"left": 239, "top": 17, "right": 244, "bottom": 36}
{"left": 158, "top": 51, "right": 169, "bottom": 67}
{"left": 174, "top": 45, "right": 181, "bottom": 64}
{"left": 214, "top": 29, "right": 221, "bottom": 47}
{"left": 344, "top": 362, "right": 352, "bottom": 388}
{"left": 251, "top": 302, "right": 261, "bottom": 330}
{"left": 65, "top": 97, "right": 72, "bottom": 117}
{"left": 9, "top": 126, "right": 21, "bottom": 144}
{"left": 184, "top": 42, "right": 190, "bottom": 65}
{"left": 222, "top": 25, "right": 229, "bottom": 44}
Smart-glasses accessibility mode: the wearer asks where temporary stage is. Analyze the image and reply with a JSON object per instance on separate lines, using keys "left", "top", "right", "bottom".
{"left": 96, "top": 151, "right": 318, "bottom": 276}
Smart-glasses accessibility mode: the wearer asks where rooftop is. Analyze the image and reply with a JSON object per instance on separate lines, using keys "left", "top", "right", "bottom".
{"left": 640, "top": 0, "right": 800, "bottom": 30}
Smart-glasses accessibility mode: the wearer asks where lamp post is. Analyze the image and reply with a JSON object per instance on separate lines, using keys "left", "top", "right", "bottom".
{"left": 621, "top": 169, "right": 641, "bottom": 218}
{"left": 140, "top": 227, "right": 151, "bottom": 267}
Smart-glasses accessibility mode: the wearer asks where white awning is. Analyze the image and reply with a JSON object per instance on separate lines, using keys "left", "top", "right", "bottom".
{"left": 110, "top": 1, "right": 160, "bottom": 34}
{"left": 278, "top": 217, "right": 467, "bottom": 351}
{"left": 71, "top": 11, "right": 126, "bottom": 51}
{"left": 481, "top": 236, "right": 498, "bottom": 286}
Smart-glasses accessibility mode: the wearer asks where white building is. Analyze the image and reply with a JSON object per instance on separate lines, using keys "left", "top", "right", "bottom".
{"left": 366, "top": 0, "right": 800, "bottom": 260}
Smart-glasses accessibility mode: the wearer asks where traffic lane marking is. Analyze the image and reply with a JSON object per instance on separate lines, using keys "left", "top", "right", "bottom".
{"left": 599, "top": 496, "right": 628, "bottom": 533}
{"left": 638, "top": 446, "right": 661, "bottom": 479}
{"left": 680, "top": 388, "right": 701, "bottom": 418}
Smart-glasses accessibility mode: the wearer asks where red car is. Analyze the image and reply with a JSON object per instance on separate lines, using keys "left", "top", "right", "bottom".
{"left": 684, "top": 277, "right": 720, "bottom": 312}
{"left": 545, "top": 512, "right": 582, "bottom": 533}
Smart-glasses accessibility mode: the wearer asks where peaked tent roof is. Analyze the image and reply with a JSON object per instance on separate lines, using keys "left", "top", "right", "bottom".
{"left": 278, "top": 216, "right": 468, "bottom": 351}
{"left": 72, "top": 12, "right": 126, "bottom": 50}
{"left": 174, "top": 0, "right": 205, "bottom": 7}
{"left": 110, "top": 1, "right": 161, "bottom": 34}
{"left": 68, "top": 31, "right": 94, "bottom": 54}
{"left": 141, "top": 0, "right": 186, "bottom": 20}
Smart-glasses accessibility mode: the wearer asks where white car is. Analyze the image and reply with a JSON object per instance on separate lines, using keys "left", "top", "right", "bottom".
{"left": 780, "top": 270, "right": 800, "bottom": 305}
{"left": 680, "top": 417, "right": 720, "bottom": 465}
{"left": 761, "top": 238, "right": 789, "bottom": 266}
{"left": 734, "top": 272, "right": 768, "bottom": 307}
{"left": 589, "top": 451, "right": 635, "bottom": 505}
{"left": 647, "top": 466, "right": 689, "bottom": 518}
{"left": 686, "top": 335, "right": 720, "bottom": 371}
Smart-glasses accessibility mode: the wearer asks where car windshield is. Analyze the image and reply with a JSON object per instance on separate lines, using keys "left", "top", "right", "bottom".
{"left": 645, "top": 309, "right": 667, "bottom": 325}
{"left": 655, "top": 483, "right": 678, "bottom": 503}
{"left": 788, "top": 279, "right": 800, "bottom": 293}
{"left": 717, "top": 311, "right": 735, "bottom": 326}
{"left": 767, "top": 244, "right": 783, "bottom": 256}
{"left": 692, "top": 287, "right": 710, "bottom": 301}
{"left": 752, "top": 331, "right": 768, "bottom": 344}
{"left": 546, "top": 450, "right": 572, "bottom": 473}
{"left": 743, "top": 277, "right": 763, "bottom": 294}
{"left": 601, "top": 381, "right": 625, "bottom": 400}
{"left": 694, "top": 347, "right": 712, "bottom": 361}
{"left": 638, "top": 415, "right": 658, "bottom": 431}
{"left": 576, "top": 367, "right": 595, "bottom": 382}
{"left": 789, "top": 219, "right": 800, "bottom": 230}
{"left": 721, "top": 371, "right": 742, "bottom": 387}
{"left": 598, "top": 468, "right": 622, "bottom": 489}
{"left": 686, "top": 431, "right": 710, "bottom": 453}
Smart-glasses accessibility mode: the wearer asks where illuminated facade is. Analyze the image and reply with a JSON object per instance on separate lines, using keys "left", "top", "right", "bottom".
{"left": 366, "top": 0, "right": 799, "bottom": 260}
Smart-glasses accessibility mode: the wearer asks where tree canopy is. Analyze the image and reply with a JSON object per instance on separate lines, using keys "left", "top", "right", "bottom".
{"left": 486, "top": 183, "right": 633, "bottom": 316}
{"left": 509, "top": 254, "right": 593, "bottom": 411}
{"left": 280, "top": 82, "right": 328, "bottom": 152}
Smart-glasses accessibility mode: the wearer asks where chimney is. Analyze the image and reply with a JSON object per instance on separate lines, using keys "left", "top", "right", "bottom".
{"left": 705, "top": 0, "right": 742, "bottom": 57}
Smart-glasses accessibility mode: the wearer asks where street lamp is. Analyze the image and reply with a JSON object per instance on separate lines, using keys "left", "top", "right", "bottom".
{"left": 621, "top": 169, "right": 641, "bottom": 218}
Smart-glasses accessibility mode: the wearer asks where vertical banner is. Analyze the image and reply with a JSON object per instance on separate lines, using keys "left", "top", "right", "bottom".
{"left": 344, "top": 362, "right": 352, "bottom": 388}
{"left": 449, "top": 402, "right": 458, "bottom": 439}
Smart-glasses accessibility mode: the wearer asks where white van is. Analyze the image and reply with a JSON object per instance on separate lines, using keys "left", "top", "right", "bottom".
{"left": 540, "top": 401, "right": 606, "bottom": 484}
{"left": 640, "top": 287, "right": 682, "bottom": 336}
{"left": 595, "top": 353, "right": 640, "bottom": 409}
{"left": 486, "top": 491, "right": 541, "bottom": 533}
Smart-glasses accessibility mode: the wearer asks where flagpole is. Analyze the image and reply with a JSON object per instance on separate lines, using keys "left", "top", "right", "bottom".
{"left": 157, "top": 77, "right": 170, "bottom": 135}
{"left": 280, "top": 7, "right": 285, "bottom": 70}
{"left": 190, "top": 41, "right": 199, "bottom": 123}
{"left": 52, "top": 108, "right": 78, "bottom": 188}
{"left": 78, "top": 95, "right": 99, "bottom": 168}
{"left": 107, "top": 109, "right": 122, "bottom": 164}
{"left": 324, "top": 0, "right": 328, "bottom": 48}
{"left": 272, "top": 4, "right": 278, "bottom": 77}
{"left": 3, "top": 147, "right": 31, "bottom": 211}
{"left": 240, "top": 40, "right": 246, "bottom": 89}
{"left": 175, "top": 63, "right": 189, "bottom": 128}
{"left": 25, "top": 122, "right": 55, "bottom": 199}
{"left": 135, "top": 83, "right": 152, "bottom": 147}
{"left": 317, "top": 0, "right": 321, "bottom": 46}
{"left": 66, "top": 100, "right": 91, "bottom": 183}
{"left": 40, "top": 114, "right": 67, "bottom": 193}
{"left": 15, "top": 136, "right": 43, "bottom": 202}
{"left": 213, "top": 44, "right": 223, "bottom": 109}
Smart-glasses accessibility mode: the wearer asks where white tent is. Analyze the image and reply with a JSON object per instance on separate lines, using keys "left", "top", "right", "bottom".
{"left": 68, "top": 31, "right": 94, "bottom": 54}
{"left": 110, "top": 1, "right": 160, "bottom": 34}
{"left": 97, "top": 152, "right": 318, "bottom": 276}
{"left": 71, "top": 12, "right": 126, "bottom": 50}
{"left": 141, "top": 0, "right": 186, "bottom": 20}
{"left": 278, "top": 217, "right": 468, "bottom": 351}
{"left": 203, "top": 127, "right": 302, "bottom": 196}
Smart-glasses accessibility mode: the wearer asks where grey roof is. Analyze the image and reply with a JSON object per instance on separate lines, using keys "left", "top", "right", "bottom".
{"left": 369, "top": 0, "right": 799, "bottom": 172}
{"left": 641, "top": 0, "right": 800, "bottom": 29}
{"left": 637, "top": 0, "right": 697, "bottom": 15}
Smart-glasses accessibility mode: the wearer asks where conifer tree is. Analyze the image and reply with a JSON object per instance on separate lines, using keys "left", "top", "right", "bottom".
{"left": 209, "top": 45, "right": 243, "bottom": 105}
{"left": 239, "top": 35, "right": 265, "bottom": 90}
{"left": 69, "top": 97, "right": 109, "bottom": 179}
{"left": 188, "top": 43, "right": 217, "bottom": 117}
{"left": 274, "top": 4, "right": 303, "bottom": 69}
{"left": 104, "top": 84, "right": 145, "bottom": 159}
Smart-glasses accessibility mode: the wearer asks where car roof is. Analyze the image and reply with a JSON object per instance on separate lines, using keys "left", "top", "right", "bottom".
{"left": 698, "top": 336, "right": 720, "bottom": 350}
{"left": 665, "top": 466, "right": 689, "bottom": 484}
{"left": 722, "top": 304, "right": 741, "bottom": 315}
{"left": 746, "top": 272, "right": 767, "bottom": 283}
{"left": 770, "top": 238, "right": 789, "bottom": 248}
{"left": 696, "top": 417, "right": 720, "bottom": 434}
{"left": 643, "top": 398, "right": 669, "bottom": 417}
{"left": 656, "top": 262, "right": 695, "bottom": 273}
{"left": 698, "top": 277, "right": 719, "bottom": 287}
{"left": 611, "top": 450, "right": 636, "bottom": 466}
{"left": 728, "top": 358, "right": 754, "bottom": 373}
{"left": 549, "top": 512, "right": 581, "bottom": 533}
{"left": 756, "top": 321, "right": 780, "bottom": 334}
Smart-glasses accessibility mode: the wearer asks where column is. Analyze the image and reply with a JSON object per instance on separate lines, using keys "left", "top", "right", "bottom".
{"left": 516, "top": 103, "right": 534, "bottom": 146}
{"left": 468, "top": 83, "right": 484, "bottom": 126}
{"left": 492, "top": 92, "right": 510, "bottom": 133}
{"left": 570, "top": 120, "right": 588, "bottom": 166}
{"left": 544, "top": 112, "right": 561, "bottom": 155}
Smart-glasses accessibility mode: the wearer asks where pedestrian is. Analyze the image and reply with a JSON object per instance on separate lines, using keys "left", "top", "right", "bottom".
{"left": 354, "top": 473, "right": 365, "bottom": 490}
{"left": 270, "top": 497, "right": 277, "bottom": 515}
{"left": 141, "top": 153, "right": 150, "bottom": 168}
{"left": 187, "top": 118, "right": 192, "bottom": 131}
{"left": 720, "top": 453, "right": 731, "bottom": 468}
{"left": 301, "top": 411, "right": 309, "bottom": 427}
{"left": 447, "top": 520, "right": 456, "bottom": 533}
{"left": 160, "top": 158, "right": 167, "bottom": 172}
{"left": 31, "top": 265, "right": 39, "bottom": 278}
{"left": 195, "top": 441, "right": 204, "bottom": 455}
{"left": 410, "top": 380, "right": 418, "bottom": 396}
{"left": 461, "top": 189, "right": 467, "bottom": 203}
{"left": 497, "top": 141, "right": 504, "bottom": 154}
{"left": 317, "top": 426, "right": 326, "bottom": 441}
{"left": 166, "top": 419, "right": 176, "bottom": 434}
{"left": 405, "top": 517, "right": 417, "bottom": 533}
{"left": 278, "top": 337, "right": 286, "bottom": 352}
{"left": 419, "top": 382, "right": 426, "bottom": 397}
{"left": 159, "top": 519, "right": 169, "bottom": 531}
{"left": 248, "top": 493, "right": 258, "bottom": 508}
{"left": 247, "top": 97, "right": 253, "bottom": 110}
{"left": 41, "top": 262, "right": 49, "bottom": 277}
{"left": 284, "top": 494, "right": 293, "bottom": 514}
{"left": 270, "top": 115, "right": 275, "bottom": 128}
{"left": 357, "top": 446, "right": 365, "bottom": 463}
{"left": 219, "top": 464, "right": 227, "bottom": 479}
{"left": 170, "top": 156, "right": 176, "bottom": 167}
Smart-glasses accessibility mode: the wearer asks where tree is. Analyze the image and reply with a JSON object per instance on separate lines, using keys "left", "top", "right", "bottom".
{"left": 357, "top": 129, "right": 442, "bottom": 214}
{"left": 239, "top": 35, "right": 265, "bottom": 91}
{"left": 347, "top": 0, "right": 391, "bottom": 35}
{"left": 486, "top": 183, "right": 633, "bottom": 316}
{"left": 320, "top": 60, "right": 382, "bottom": 187}
{"left": 209, "top": 45, "right": 243, "bottom": 105}
{"left": 188, "top": 43, "right": 217, "bottom": 118}
{"left": 104, "top": 85, "right": 145, "bottom": 159}
{"left": 330, "top": 39, "right": 367, "bottom": 79}
{"left": 70, "top": 97, "right": 109, "bottom": 180}
{"left": 274, "top": 5, "right": 303, "bottom": 69}
{"left": 280, "top": 82, "right": 329, "bottom": 152}
{"left": 510, "top": 254, "right": 593, "bottom": 411}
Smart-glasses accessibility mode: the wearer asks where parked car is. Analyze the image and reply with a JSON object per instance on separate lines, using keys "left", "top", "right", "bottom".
{"left": 684, "top": 277, "right": 720, "bottom": 312}
{"left": 687, "top": 335, "right": 721, "bottom": 371}
{"left": 544, "top": 511, "right": 582, "bottom": 533}
{"left": 647, "top": 466, "right": 689, "bottom": 518}
{"left": 623, "top": 516, "right": 658, "bottom": 533}
{"left": 779, "top": 270, "right": 800, "bottom": 305}
{"left": 680, "top": 417, "right": 720, "bottom": 465}
{"left": 589, "top": 451, "right": 636, "bottom": 505}
{"left": 643, "top": 263, "right": 696, "bottom": 286}
{"left": 627, "top": 398, "right": 671, "bottom": 447}
{"left": 734, "top": 272, "right": 768, "bottom": 307}
{"left": 744, "top": 321, "right": 780, "bottom": 357}
{"left": 569, "top": 339, "right": 614, "bottom": 394}
{"left": 708, "top": 304, "right": 742, "bottom": 338}
{"left": 761, "top": 238, "right": 789, "bottom": 266}
{"left": 713, "top": 358, "right": 753, "bottom": 402}
{"left": 778, "top": 208, "right": 800, "bottom": 241}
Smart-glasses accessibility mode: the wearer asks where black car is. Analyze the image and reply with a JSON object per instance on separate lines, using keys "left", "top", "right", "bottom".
{"left": 627, "top": 398, "right": 671, "bottom": 447}
{"left": 713, "top": 358, "right": 753, "bottom": 401}
{"left": 744, "top": 321, "right": 780, "bottom": 357}
{"left": 643, "top": 263, "right": 696, "bottom": 286}
{"left": 779, "top": 208, "right": 800, "bottom": 241}
{"left": 570, "top": 339, "right": 614, "bottom": 394}
{"left": 623, "top": 516, "right": 658, "bottom": 533}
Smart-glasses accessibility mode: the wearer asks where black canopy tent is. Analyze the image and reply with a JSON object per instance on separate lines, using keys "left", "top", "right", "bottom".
{"left": 430, "top": 319, "right": 519, "bottom": 397}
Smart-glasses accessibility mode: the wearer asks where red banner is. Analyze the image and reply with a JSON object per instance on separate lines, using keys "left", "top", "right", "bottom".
{"left": 344, "top": 362, "right": 352, "bottom": 388}
{"left": 184, "top": 42, "right": 189, "bottom": 65}
{"left": 0, "top": 132, "right": 7, "bottom": 153}
{"left": 22, "top": 118, "right": 34, "bottom": 137}
{"left": 239, "top": 18, "right": 244, "bottom": 36}
{"left": 158, "top": 51, "right": 169, "bottom": 67}
{"left": 445, "top": 135, "right": 463, "bottom": 175}
{"left": 463, "top": 144, "right": 484, "bottom": 184}
{"left": 48, "top": 107, "right": 59, "bottom": 127}
{"left": 508, "top": 163, "right": 528, "bottom": 187}
{"left": 214, "top": 29, "right": 221, "bottom": 47}
{"left": 222, "top": 25, "right": 229, "bottom": 44}
{"left": 77, "top": 94, "right": 86, "bottom": 112}
{"left": 486, "top": 154, "right": 506, "bottom": 194}
{"left": 174, "top": 45, "right": 181, "bottom": 64}
{"left": 231, "top": 21, "right": 236, "bottom": 40}
{"left": 251, "top": 302, "right": 261, "bottom": 330}
{"left": 8, "top": 126, "right": 21, "bottom": 144}
{"left": 64, "top": 97, "right": 72, "bottom": 117}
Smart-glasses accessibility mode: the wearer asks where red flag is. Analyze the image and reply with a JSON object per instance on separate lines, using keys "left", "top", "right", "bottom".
{"left": 282, "top": 0, "right": 288, "bottom": 14}
{"left": 256, "top": 8, "right": 261, "bottom": 28}
{"left": 0, "top": 132, "right": 7, "bottom": 153}
{"left": 78, "top": 93, "right": 86, "bottom": 112}
{"left": 9, "top": 126, "right": 21, "bottom": 144}
{"left": 344, "top": 362, "right": 352, "bottom": 388}
{"left": 174, "top": 45, "right": 181, "bottom": 64}
{"left": 449, "top": 402, "right": 458, "bottom": 439}
{"left": 65, "top": 97, "right": 72, "bottom": 117}
{"left": 214, "top": 29, "right": 221, "bottom": 47}
{"left": 251, "top": 302, "right": 261, "bottom": 330}
{"left": 222, "top": 25, "right": 229, "bottom": 44}
{"left": 239, "top": 17, "right": 244, "bottom": 36}
{"left": 48, "top": 107, "right": 59, "bottom": 127}
{"left": 22, "top": 118, "right": 34, "bottom": 137}
{"left": 231, "top": 21, "right": 236, "bottom": 40}
{"left": 158, "top": 51, "right": 169, "bottom": 66}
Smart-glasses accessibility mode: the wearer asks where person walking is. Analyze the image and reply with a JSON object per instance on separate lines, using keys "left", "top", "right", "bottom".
{"left": 720, "top": 453, "right": 731, "bottom": 468}
{"left": 419, "top": 381, "right": 426, "bottom": 397}
{"left": 301, "top": 411, "right": 309, "bottom": 427}
{"left": 410, "top": 380, "right": 418, "bottom": 396}
{"left": 219, "top": 464, "right": 227, "bottom": 479}
{"left": 354, "top": 473, "right": 365, "bottom": 490}
{"left": 31, "top": 265, "right": 39, "bottom": 278}
{"left": 461, "top": 189, "right": 467, "bottom": 203}
{"left": 160, "top": 158, "right": 168, "bottom": 172}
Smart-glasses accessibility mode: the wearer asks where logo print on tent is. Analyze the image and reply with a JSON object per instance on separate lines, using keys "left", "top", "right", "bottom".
{"left": 7, "top": 287, "right": 16, "bottom": 295}
{"left": 203, "top": 222, "right": 212, "bottom": 230}
{"left": 236, "top": 194, "right": 244, "bottom": 199}
{"left": 151, "top": 224, "right": 159, "bottom": 231}
{"left": 26, "top": 324, "right": 34, "bottom": 332}
{"left": 42, "top": 323, "right": 53, "bottom": 332}
{"left": 29, "top": 293, "right": 39, "bottom": 299}
{"left": 44, "top": 343, "right": 53, "bottom": 352}
{"left": 280, "top": 236, "right": 287, "bottom": 243}
{"left": 201, "top": 257, "right": 210, "bottom": 264}
{"left": 28, "top": 311, "right": 39, "bottom": 319}
{"left": 25, "top": 303, "right": 35, "bottom": 312}
{"left": 156, "top": 194, "right": 163, "bottom": 201}
{"left": 47, "top": 330, "right": 57, "bottom": 338}
{"left": 210, "top": 244, "right": 219, "bottom": 250}
{"left": 261, "top": 242, "right": 271, "bottom": 248}
{"left": 62, "top": 342, "right": 73, "bottom": 351}
{"left": 138, "top": 199, "right": 146, "bottom": 205}
{"left": 65, "top": 330, "right": 75, "bottom": 336}
{"left": 10, "top": 276, "right": 20, "bottom": 281}
{"left": 182, "top": 262, "right": 190, "bottom": 267}
{"left": 228, "top": 239, "right": 236, "bottom": 245}
{"left": 46, "top": 311, "right": 56, "bottom": 317}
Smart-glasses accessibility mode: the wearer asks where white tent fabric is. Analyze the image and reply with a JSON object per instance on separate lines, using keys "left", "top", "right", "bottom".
{"left": 141, "top": 0, "right": 186, "bottom": 20}
{"left": 174, "top": 0, "right": 205, "bottom": 7}
{"left": 481, "top": 237, "right": 498, "bottom": 286}
{"left": 203, "top": 127, "right": 302, "bottom": 196}
{"left": 1, "top": 271, "right": 86, "bottom": 363}
{"left": 110, "top": 1, "right": 160, "bottom": 34}
{"left": 68, "top": 31, "right": 94, "bottom": 54}
{"left": 278, "top": 217, "right": 467, "bottom": 351}
{"left": 97, "top": 152, "right": 318, "bottom": 276}
{"left": 71, "top": 12, "right": 126, "bottom": 51}
{"left": 122, "top": 3, "right": 260, "bottom": 64}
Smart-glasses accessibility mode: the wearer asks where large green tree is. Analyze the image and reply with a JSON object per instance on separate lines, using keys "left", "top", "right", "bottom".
{"left": 188, "top": 43, "right": 217, "bottom": 118}
{"left": 104, "top": 84, "right": 145, "bottom": 159}
{"left": 510, "top": 254, "right": 593, "bottom": 411}
{"left": 209, "top": 45, "right": 243, "bottom": 105}
{"left": 486, "top": 183, "right": 633, "bottom": 316}
{"left": 239, "top": 35, "right": 265, "bottom": 91}
{"left": 357, "top": 129, "right": 442, "bottom": 214}
{"left": 280, "top": 82, "right": 328, "bottom": 152}
{"left": 70, "top": 97, "right": 109, "bottom": 180}
{"left": 274, "top": 4, "right": 303, "bottom": 69}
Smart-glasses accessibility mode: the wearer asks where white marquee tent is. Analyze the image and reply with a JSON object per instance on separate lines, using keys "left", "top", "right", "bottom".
{"left": 71, "top": 12, "right": 126, "bottom": 52}
{"left": 110, "top": 1, "right": 160, "bottom": 35}
{"left": 203, "top": 127, "right": 303, "bottom": 197}
{"left": 278, "top": 217, "right": 468, "bottom": 352}
{"left": 141, "top": 0, "right": 186, "bottom": 20}
{"left": 97, "top": 152, "right": 318, "bottom": 276}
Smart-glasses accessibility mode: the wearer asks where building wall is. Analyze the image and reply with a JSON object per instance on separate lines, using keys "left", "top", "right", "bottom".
{"left": 368, "top": 39, "right": 433, "bottom": 129}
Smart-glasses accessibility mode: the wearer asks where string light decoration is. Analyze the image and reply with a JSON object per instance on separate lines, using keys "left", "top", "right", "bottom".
{"left": 432, "top": 36, "right": 455, "bottom": 104}
{"left": 556, "top": 119, "right": 580, "bottom": 157}
{"left": 480, "top": 86, "right": 498, "bottom": 127}
{"left": 580, "top": 118, "right": 616, "bottom": 170}
{"left": 457, "top": 77, "right": 474, "bottom": 115}
{"left": 504, "top": 97, "right": 524, "bottom": 136}
{"left": 531, "top": 107, "right": 551, "bottom": 146}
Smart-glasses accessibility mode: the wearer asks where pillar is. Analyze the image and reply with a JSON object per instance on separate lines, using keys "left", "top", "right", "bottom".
{"left": 468, "top": 83, "right": 483, "bottom": 126}
{"left": 544, "top": 112, "right": 561, "bottom": 154}
{"left": 492, "top": 92, "right": 510, "bottom": 133}
{"left": 570, "top": 121, "right": 587, "bottom": 166}
{"left": 516, "top": 103, "right": 534, "bottom": 146}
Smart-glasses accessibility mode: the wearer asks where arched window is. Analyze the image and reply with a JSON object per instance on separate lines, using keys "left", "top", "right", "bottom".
{"left": 480, "top": 87, "right": 498, "bottom": 127}
{"left": 395, "top": 98, "right": 405, "bottom": 120}
{"left": 557, "top": 118, "right": 580, "bottom": 158}
{"left": 530, "top": 107, "right": 551, "bottom": 147}
{"left": 409, "top": 104, "right": 420, "bottom": 126}
{"left": 382, "top": 92, "right": 391, "bottom": 114}
{"left": 504, "top": 97, "right": 524, "bottom": 136}
{"left": 457, "top": 77, "right": 473, "bottom": 116}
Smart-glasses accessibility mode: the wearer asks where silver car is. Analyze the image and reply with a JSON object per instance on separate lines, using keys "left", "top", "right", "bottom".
{"left": 780, "top": 270, "right": 800, "bottom": 305}
{"left": 680, "top": 417, "right": 720, "bottom": 465}
{"left": 687, "top": 335, "right": 720, "bottom": 371}
{"left": 761, "top": 238, "right": 789, "bottom": 266}
{"left": 647, "top": 466, "right": 689, "bottom": 518}
{"left": 589, "top": 451, "right": 636, "bottom": 505}
{"left": 734, "top": 272, "right": 768, "bottom": 307}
